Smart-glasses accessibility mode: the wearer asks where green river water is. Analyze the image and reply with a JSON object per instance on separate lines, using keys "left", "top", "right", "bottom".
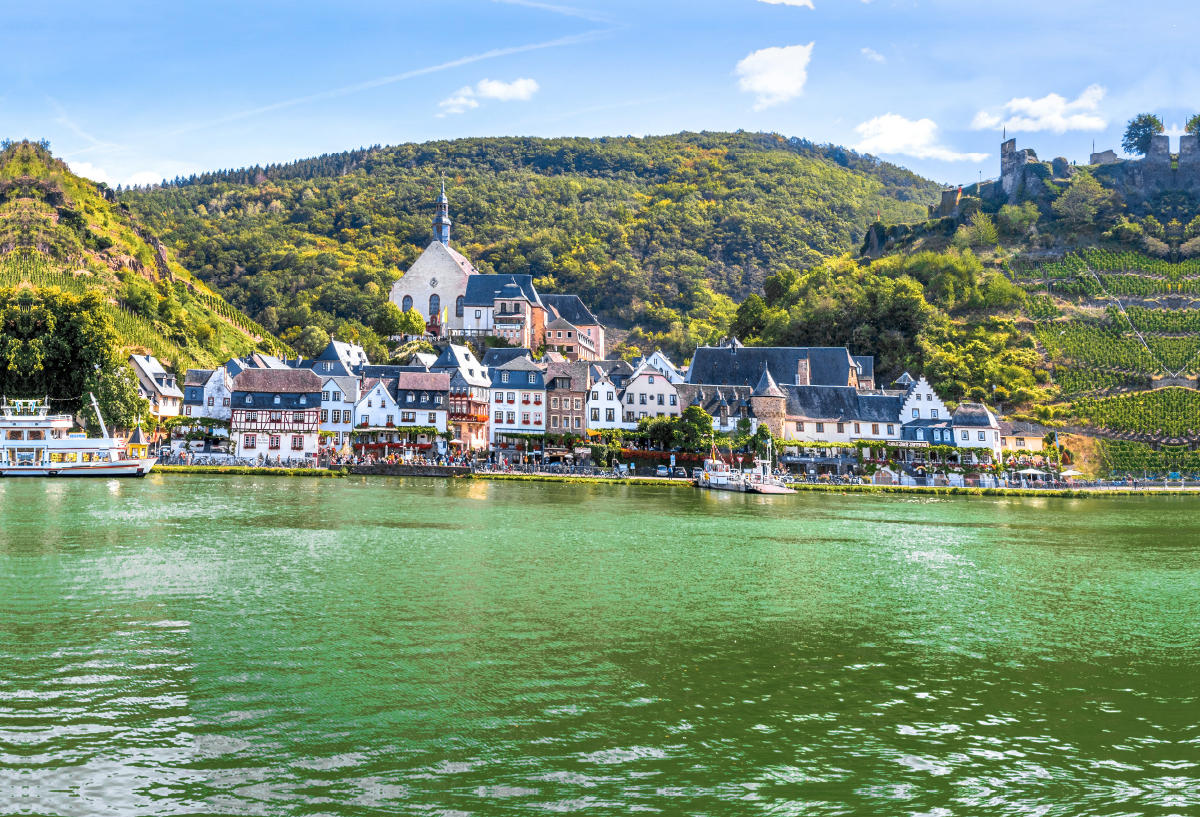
{"left": 0, "top": 475, "right": 1195, "bottom": 815}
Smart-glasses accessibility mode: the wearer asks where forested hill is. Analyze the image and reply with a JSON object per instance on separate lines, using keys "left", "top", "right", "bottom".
{"left": 120, "top": 132, "right": 940, "bottom": 359}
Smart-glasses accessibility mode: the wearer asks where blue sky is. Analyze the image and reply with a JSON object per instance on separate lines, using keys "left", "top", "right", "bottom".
{"left": 5, "top": 0, "right": 1198, "bottom": 187}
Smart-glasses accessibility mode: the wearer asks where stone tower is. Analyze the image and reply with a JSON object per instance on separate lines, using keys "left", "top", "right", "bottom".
{"left": 749, "top": 365, "right": 787, "bottom": 438}
{"left": 432, "top": 179, "right": 452, "bottom": 246}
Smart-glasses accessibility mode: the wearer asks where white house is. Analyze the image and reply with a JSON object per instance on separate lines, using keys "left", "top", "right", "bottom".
{"left": 637, "top": 349, "right": 686, "bottom": 384}
{"left": 319, "top": 376, "right": 360, "bottom": 451}
{"left": 620, "top": 360, "right": 682, "bottom": 426}
{"left": 129, "top": 354, "right": 183, "bottom": 421}
{"left": 585, "top": 368, "right": 625, "bottom": 433}
{"left": 181, "top": 367, "right": 232, "bottom": 421}
{"left": 489, "top": 357, "right": 546, "bottom": 456}
{"left": 899, "top": 375, "right": 949, "bottom": 423}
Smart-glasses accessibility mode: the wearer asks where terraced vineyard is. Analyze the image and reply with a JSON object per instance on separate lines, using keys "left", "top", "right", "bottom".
{"left": 0, "top": 251, "right": 277, "bottom": 368}
{"left": 1073, "top": 389, "right": 1200, "bottom": 438}
{"left": 1034, "top": 323, "right": 1159, "bottom": 374}
{"left": 1098, "top": 439, "right": 1200, "bottom": 476}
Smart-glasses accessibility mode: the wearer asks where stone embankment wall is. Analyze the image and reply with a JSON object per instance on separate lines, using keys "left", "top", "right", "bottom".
{"left": 344, "top": 464, "right": 471, "bottom": 478}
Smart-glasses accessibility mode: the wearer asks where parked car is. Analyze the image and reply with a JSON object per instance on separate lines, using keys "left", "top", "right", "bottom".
{"left": 673, "top": 467, "right": 688, "bottom": 478}
{"left": 656, "top": 465, "right": 670, "bottom": 477}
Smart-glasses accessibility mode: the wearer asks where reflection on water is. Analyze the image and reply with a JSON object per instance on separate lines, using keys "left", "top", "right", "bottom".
{"left": 0, "top": 475, "right": 1196, "bottom": 815}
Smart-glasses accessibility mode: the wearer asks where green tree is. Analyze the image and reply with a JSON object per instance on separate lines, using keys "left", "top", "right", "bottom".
{"left": 967, "top": 211, "right": 998, "bottom": 246}
{"left": 1122, "top": 114, "right": 1164, "bottom": 157}
{"left": 675, "top": 405, "right": 713, "bottom": 452}
{"left": 731, "top": 293, "right": 767, "bottom": 340}
{"left": 1187, "top": 114, "right": 1200, "bottom": 135}
{"left": 1051, "top": 172, "right": 1112, "bottom": 227}
{"left": 373, "top": 302, "right": 407, "bottom": 337}
{"left": 0, "top": 286, "right": 122, "bottom": 412}
{"left": 281, "top": 325, "right": 332, "bottom": 358}
{"left": 85, "top": 363, "right": 150, "bottom": 434}
{"left": 638, "top": 415, "right": 676, "bottom": 450}
{"left": 997, "top": 202, "right": 1039, "bottom": 235}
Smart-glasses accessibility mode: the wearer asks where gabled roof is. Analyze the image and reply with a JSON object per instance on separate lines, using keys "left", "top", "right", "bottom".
{"left": 541, "top": 294, "right": 598, "bottom": 325}
{"left": 360, "top": 364, "right": 431, "bottom": 379}
{"left": 482, "top": 347, "right": 534, "bottom": 368}
{"left": 852, "top": 355, "right": 874, "bottom": 381}
{"left": 396, "top": 372, "right": 452, "bottom": 392}
{"left": 491, "top": 356, "right": 545, "bottom": 387}
{"left": 687, "top": 346, "right": 861, "bottom": 388}
{"left": 676, "top": 384, "right": 754, "bottom": 419}
{"left": 785, "top": 386, "right": 904, "bottom": 423}
{"left": 321, "top": 375, "right": 360, "bottom": 399}
{"left": 231, "top": 368, "right": 323, "bottom": 394}
{"left": 999, "top": 420, "right": 1051, "bottom": 437}
{"left": 464, "top": 274, "right": 542, "bottom": 307}
{"left": 412, "top": 353, "right": 438, "bottom": 368}
{"left": 127, "top": 427, "right": 147, "bottom": 445}
{"left": 953, "top": 402, "right": 1000, "bottom": 428}
{"left": 184, "top": 369, "right": 215, "bottom": 388}
{"left": 545, "top": 316, "right": 578, "bottom": 331}
{"left": 545, "top": 360, "right": 591, "bottom": 390}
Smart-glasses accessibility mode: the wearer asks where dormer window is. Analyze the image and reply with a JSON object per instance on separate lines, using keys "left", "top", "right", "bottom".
{"left": 273, "top": 395, "right": 281, "bottom": 405}
{"left": 501, "top": 372, "right": 509, "bottom": 383}
{"left": 299, "top": 395, "right": 307, "bottom": 405}
{"left": 323, "top": 362, "right": 331, "bottom": 372}
{"left": 245, "top": 395, "right": 253, "bottom": 404}
{"left": 407, "top": 392, "right": 415, "bottom": 403}
{"left": 527, "top": 373, "right": 535, "bottom": 384}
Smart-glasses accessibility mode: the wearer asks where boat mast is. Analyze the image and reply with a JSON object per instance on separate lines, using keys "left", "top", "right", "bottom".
{"left": 89, "top": 392, "right": 110, "bottom": 440}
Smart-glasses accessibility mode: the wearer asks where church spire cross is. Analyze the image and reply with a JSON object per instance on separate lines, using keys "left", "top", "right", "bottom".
{"left": 432, "top": 175, "right": 452, "bottom": 246}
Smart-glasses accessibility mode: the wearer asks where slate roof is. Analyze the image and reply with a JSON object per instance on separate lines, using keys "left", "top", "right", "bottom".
{"left": 232, "top": 368, "right": 323, "bottom": 395}
{"left": 676, "top": 384, "right": 754, "bottom": 419}
{"left": 852, "top": 355, "right": 874, "bottom": 383}
{"left": 593, "top": 359, "right": 635, "bottom": 386}
{"left": 687, "top": 346, "right": 861, "bottom": 388}
{"left": 395, "top": 372, "right": 452, "bottom": 393}
{"left": 541, "top": 294, "right": 598, "bottom": 325}
{"left": 999, "top": 421, "right": 1050, "bottom": 438}
{"left": 482, "top": 347, "right": 534, "bottom": 368}
{"left": 360, "top": 365, "right": 431, "bottom": 379}
{"left": 431, "top": 344, "right": 490, "bottom": 387}
{"left": 952, "top": 402, "right": 1000, "bottom": 428}
{"left": 184, "top": 369, "right": 215, "bottom": 388}
{"left": 127, "top": 427, "right": 147, "bottom": 445}
{"left": 464, "top": 274, "right": 542, "bottom": 307}
{"left": 752, "top": 366, "right": 785, "bottom": 398}
{"left": 545, "top": 361, "right": 591, "bottom": 391}
{"left": 314, "top": 339, "right": 370, "bottom": 370}
{"left": 491, "top": 356, "right": 546, "bottom": 388}
{"left": 785, "top": 386, "right": 905, "bottom": 422}
{"left": 320, "top": 376, "right": 360, "bottom": 402}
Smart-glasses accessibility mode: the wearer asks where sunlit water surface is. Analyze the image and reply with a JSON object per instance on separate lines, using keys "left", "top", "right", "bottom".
{"left": 0, "top": 476, "right": 1196, "bottom": 815}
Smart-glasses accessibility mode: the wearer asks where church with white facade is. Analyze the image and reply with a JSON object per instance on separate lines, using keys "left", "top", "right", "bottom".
{"left": 388, "top": 184, "right": 606, "bottom": 359}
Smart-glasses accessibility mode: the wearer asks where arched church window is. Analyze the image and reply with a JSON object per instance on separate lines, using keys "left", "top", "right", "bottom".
{"left": 456, "top": 295, "right": 464, "bottom": 318}
{"left": 430, "top": 294, "right": 440, "bottom": 319}
{"left": 402, "top": 295, "right": 412, "bottom": 312}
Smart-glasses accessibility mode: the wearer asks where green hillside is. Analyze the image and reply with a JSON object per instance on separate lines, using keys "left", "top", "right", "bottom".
{"left": 0, "top": 139, "right": 288, "bottom": 379}
{"left": 118, "top": 132, "right": 940, "bottom": 359}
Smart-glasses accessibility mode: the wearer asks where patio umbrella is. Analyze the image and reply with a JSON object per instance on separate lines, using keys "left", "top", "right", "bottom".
{"left": 1017, "top": 468, "right": 1046, "bottom": 475}
{"left": 1059, "top": 469, "right": 1084, "bottom": 477}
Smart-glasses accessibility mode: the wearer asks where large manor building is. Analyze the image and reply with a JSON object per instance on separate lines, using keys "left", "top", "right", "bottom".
{"left": 388, "top": 184, "right": 605, "bottom": 360}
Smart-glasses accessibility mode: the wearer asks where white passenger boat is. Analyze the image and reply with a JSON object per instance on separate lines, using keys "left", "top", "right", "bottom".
{"left": 0, "top": 395, "right": 156, "bottom": 478}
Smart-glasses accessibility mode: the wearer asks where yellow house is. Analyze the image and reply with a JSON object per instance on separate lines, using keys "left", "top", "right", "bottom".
{"left": 126, "top": 427, "right": 149, "bottom": 459}
{"left": 999, "top": 421, "right": 1047, "bottom": 452}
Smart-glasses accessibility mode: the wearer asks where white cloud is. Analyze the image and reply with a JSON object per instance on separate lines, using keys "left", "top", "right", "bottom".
{"left": 68, "top": 162, "right": 111, "bottom": 185}
{"left": 854, "top": 114, "right": 989, "bottom": 162}
{"left": 437, "top": 78, "right": 539, "bottom": 115}
{"left": 438, "top": 87, "right": 481, "bottom": 115}
{"left": 862, "top": 47, "right": 885, "bottom": 63}
{"left": 476, "top": 77, "right": 540, "bottom": 101}
{"left": 736, "top": 42, "right": 814, "bottom": 110}
{"left": 755, "top": 0, "right": 814, "bottom": 7}
{"left": 972, "top": 85, "right": 1107, "bottom": 134}
{"left": 67, "top": 162, "right": 165, "bottom": 187}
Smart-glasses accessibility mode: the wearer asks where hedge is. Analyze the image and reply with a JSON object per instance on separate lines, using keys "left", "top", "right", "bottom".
{"left": 155, "top": 465, "right": 345, "bottom": 477}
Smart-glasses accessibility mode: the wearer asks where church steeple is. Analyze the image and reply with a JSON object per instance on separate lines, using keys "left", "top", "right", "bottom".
{"left": 432, "top": 178, "right": 452, "bottom": 246}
